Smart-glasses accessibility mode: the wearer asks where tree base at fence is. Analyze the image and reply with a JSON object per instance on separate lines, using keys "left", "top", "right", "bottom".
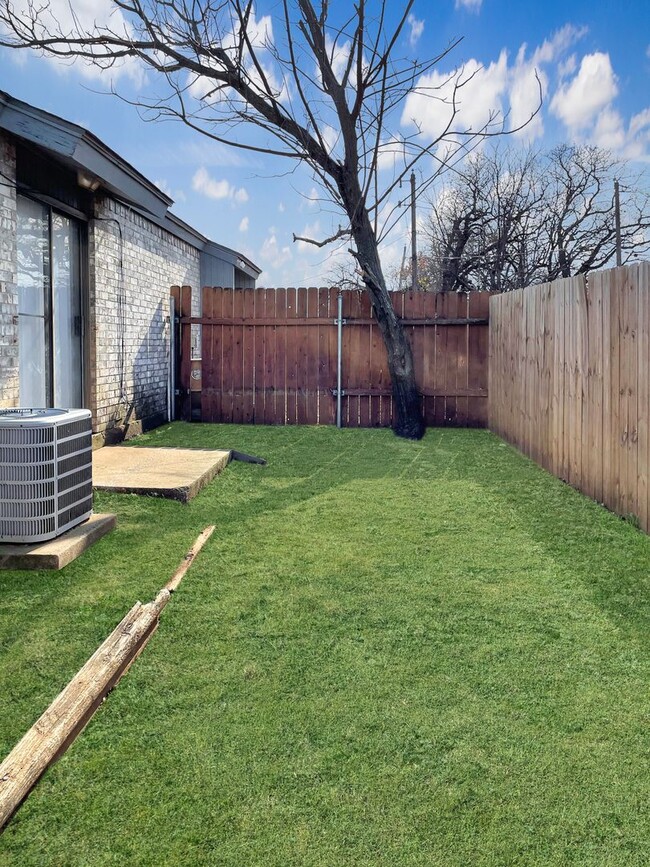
{"left": 391, "top": 379, "right": 426, "bottom": 440}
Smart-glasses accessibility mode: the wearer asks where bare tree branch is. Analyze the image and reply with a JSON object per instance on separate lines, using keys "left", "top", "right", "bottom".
{"left": 292, "top": 226, "right": 350, "bottom": 247}
{"left": 0, "top": 0, "right": 542, "bottom": 437}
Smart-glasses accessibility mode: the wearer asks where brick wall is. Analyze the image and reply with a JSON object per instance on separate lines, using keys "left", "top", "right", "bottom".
{"left": 0, "top": 142, "right": 201, "bottom": 432}
{"left": 0, "top": 132, "right": 18, "bottom": 407}
{"left": 89, "top": 198, "right": 200, "bottom": 435}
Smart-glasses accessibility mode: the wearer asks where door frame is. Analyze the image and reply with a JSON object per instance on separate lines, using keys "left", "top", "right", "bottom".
{"left": 16, "top": 192, "right": 89, "bottom": 409}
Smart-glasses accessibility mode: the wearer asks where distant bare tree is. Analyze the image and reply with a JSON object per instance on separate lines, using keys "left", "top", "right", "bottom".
{"left": 0, "top": 0, "right": 535, "bottom": 436}
{"left": 542, "top": 145, "right": 650, "bottom": 279}
{"left": 423, "top": 145, "right": 650, "bottom": 292}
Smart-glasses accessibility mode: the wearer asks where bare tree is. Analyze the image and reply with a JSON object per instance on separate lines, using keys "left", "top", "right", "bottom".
{"left": 424, "top": 145, "right": 650, "bottom": 293}
{"left": 542, "top": 145, "right": 650, "bottom": 279}
{"left": 0, "top": 0, "right": 527, "bottom": 437}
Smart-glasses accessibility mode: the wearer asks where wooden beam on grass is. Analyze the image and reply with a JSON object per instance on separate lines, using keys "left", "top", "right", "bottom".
{"left": 165, "top": 525, "right": 215, "bottom": 593}
{"left": 0, "top": 527, "right": 215, "bottom": 833}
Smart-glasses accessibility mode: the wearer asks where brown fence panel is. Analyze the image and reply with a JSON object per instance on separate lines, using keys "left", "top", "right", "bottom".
{"left": 489, "top": 263, "right": 650, "bottom": 534}
{"left": 177, "top": 287, "right": 492, "bottom": 430}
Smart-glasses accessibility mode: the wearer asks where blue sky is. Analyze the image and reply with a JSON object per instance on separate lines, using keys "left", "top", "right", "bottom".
{"left": 1, "top": 0, "right": 648, "bottom": 286}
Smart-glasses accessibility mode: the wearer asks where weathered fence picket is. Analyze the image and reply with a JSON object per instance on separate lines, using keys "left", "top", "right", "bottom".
{"left": 172, "top": 286, "right": 492, "bottom": 429}
{"left": 489, "top": 263, "right": 650, "bottom": 533}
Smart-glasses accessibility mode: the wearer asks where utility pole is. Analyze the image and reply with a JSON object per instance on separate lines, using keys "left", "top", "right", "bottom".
{"left": 410, "top": 171, "right": 418, "bottom": 291}
{"left": 614, "top": 179, "right": 622, "bottom": 266}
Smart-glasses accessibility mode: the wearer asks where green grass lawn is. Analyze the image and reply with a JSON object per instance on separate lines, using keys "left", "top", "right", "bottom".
{"left": 1, "top": 425, "right": 649, "bottom": 866}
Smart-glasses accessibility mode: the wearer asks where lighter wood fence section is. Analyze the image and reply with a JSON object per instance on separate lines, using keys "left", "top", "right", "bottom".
{"left": 176, "top": 287, "right": 493, "bottom": 429}
{"left": 489, "top": 263, "right": 650, "bottom": 532}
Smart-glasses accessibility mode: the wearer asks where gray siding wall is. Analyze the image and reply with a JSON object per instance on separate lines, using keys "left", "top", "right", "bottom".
{"left": 234, "top": 266, "right": 256, "bottom": 289}
{"left": 89, "top": 197, "right": 200, "bottom": 434}
{"left": 200, "top": 252, "right": 234, "bottom": 290}
{"left": 0, "top": 132, "right": 18, "bottom": 408}
{"left": 200, "top": 254, "right": 256, "bottom": 290}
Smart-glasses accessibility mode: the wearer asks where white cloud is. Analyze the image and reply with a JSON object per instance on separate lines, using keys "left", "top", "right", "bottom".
{"left": 558, "top": 54, "right": 578, "bottom": 79}
{"left": 195, "top": 173, "right": 231, "bottom": 199}
{"left": 187, "top": 8, "right": 288, "bottom": 105}
{"left": 153, "top": 178, "right": 186, "bottom": 203}
{"left": 550, "top": 52, "right": 618, "bottom": 130}
{"left": 507, "top": 25, "right": 588, "bottom": 142}
{"left": 239, "top": 216, "right": 249, "bottom": 232}
{"left": 191, "top": 167, "right": 248, "bottom": 203}
{"left": 296, "top": 220, "right": 323, "bottom": 253}
{"left": 401, "top": 50, "right": 509, "bottom": 141}
{"left": 278, "top": 202, "right": 286, "bottom": 213}
{"left": 407, "top": 14, "right": 424, "bottom": 48}
{"left": 260, "top": 229, "right": 293, "bottom": 269}
{"left": 243, "top": 61, "right": 290, "bottom": 103}
{"left": 399, "top": 24, "right": 648, "bottom": 164}
{"left": 630, "top": 108, "right": 650, "bottom": 138}
{"left": 530, "top": 24, "right": 588, "bottom": 66}
{"left": 377, "top": 137, "right": 408, "bottom": 173}
{"left": 593, "top": 107, "right": 650, "bottom": 161}
{"left": 187, "top": 67, "right": 226, "bottom": 104}
{"left": 509, "top": 56, "right": 546, "bottom": 141}
{"left": 303, "top": 187, "right": 320, "bottom": 209}
{"left": 325, "top": 36, "right": 353, "bottom": 80}
{"left": 240, "top": 9, "right": 274, "bottom": 50}
{"left": 544, "top": 49, "right": 649, "bottom": 160}
{"left": 321, "top": 124, "right": 341, "bottom": 156}
{"left": 455, "top": 0, "right": 483, "bottom": 12}
{"left": 12, "top": 0, "right": 143, "bottom": 83}
{"left": 592, "top": 108, "right": 627, "bottom": 152}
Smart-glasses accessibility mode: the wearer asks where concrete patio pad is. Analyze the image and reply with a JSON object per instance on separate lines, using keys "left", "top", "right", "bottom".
{"left": 0, "top": 514, "right": 117, "bottom": 570}
{"left": 92, "top": 447, "right": 231, "bottom": 502}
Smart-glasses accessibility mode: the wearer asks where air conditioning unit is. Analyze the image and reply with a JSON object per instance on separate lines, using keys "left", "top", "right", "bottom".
{"left": 0, "top": 408, "right": 93, "bottom": 544}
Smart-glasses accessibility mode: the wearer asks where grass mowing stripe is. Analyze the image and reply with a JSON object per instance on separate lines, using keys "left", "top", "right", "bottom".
{"left": 0, "top": 425, "right": 648, "bottom": 866}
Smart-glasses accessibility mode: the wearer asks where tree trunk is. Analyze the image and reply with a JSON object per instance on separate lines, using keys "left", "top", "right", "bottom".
{"left": 370, "top": 288, "right": 424, "bottom": 439}
{"left": 345, "top": 199, "right": 424, "bottom": 439}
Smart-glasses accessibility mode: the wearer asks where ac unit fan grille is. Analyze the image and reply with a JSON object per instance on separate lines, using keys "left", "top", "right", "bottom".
{"left": 58, "top": 419, "right": 92, "bottom": 439}
{"left": 0, "top": 481, "right": 56, "bottom": 501}
{"left": 0, "top": 517, "right": 56, "bottom": 540}
{"left": 0, "top": 445, "right": 55, "bottom": 464}
{"left": 59, "top": 466, "right": 92, "bottom": 493}
{"left": 0, "top": 463, "right": 55, "bottom": 482}
{"left": 58, "top": 485, "right": 92, "bottom": 511}
{"left": 0, "top": 408, "right": 93, "bottom": 543}
{"left": 0, "top": 498, "right": 56, "bottom": 520}
{"left": 58, "top": 497, "right": 93, "bottom": 530}
{"left": 57, "top": 452, "right": 91, "bottom": 477}
{"left": 57, "top": 433, "right": 92, "bottom": 458}
{"left": 0, "top": 427, "right": 55, "bottom": 445}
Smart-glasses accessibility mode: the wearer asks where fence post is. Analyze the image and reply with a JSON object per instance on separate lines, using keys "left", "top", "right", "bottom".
{"left": 168, "top": 294, "right": 176, "bottom": 422}
{"left": 336, "top": 292, "right": 344, "bottom": 428}
{"left": 179, "top": 286, "right": 193, "bottom": 421}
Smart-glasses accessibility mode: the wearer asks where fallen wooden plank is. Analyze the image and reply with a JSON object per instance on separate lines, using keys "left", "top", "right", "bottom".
{"left": 165, "top": 525, "right": 215, "bottom": 593}
{"left": 0, "top": 526, "right": 215, "bottom": 833}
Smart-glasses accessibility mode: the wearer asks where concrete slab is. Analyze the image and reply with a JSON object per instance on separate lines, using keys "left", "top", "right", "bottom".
{"left": 92, "top": 447, "right": 232, "bottom": 502}
{"left": 0, "top": 514, "right": 117, "bottom": 571}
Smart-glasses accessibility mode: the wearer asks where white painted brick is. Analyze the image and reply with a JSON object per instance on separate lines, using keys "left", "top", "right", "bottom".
{"left": 0, "top": 132, "right": 18, "bottom": 408}
{"left": 89, "top": 197, "right": 200, "bottom": 433}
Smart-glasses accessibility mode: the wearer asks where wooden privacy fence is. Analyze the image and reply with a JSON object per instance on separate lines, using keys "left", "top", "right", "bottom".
{"left": 489, "top": 263, "right": 650, "bottom": 533}
{"left": 171, "top": 286, "right": 492, "bottom": 428}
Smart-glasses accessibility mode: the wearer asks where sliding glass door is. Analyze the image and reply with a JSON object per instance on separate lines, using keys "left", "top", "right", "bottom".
{"left": 17, "top": 196, "right": 84, "bottom": 408}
